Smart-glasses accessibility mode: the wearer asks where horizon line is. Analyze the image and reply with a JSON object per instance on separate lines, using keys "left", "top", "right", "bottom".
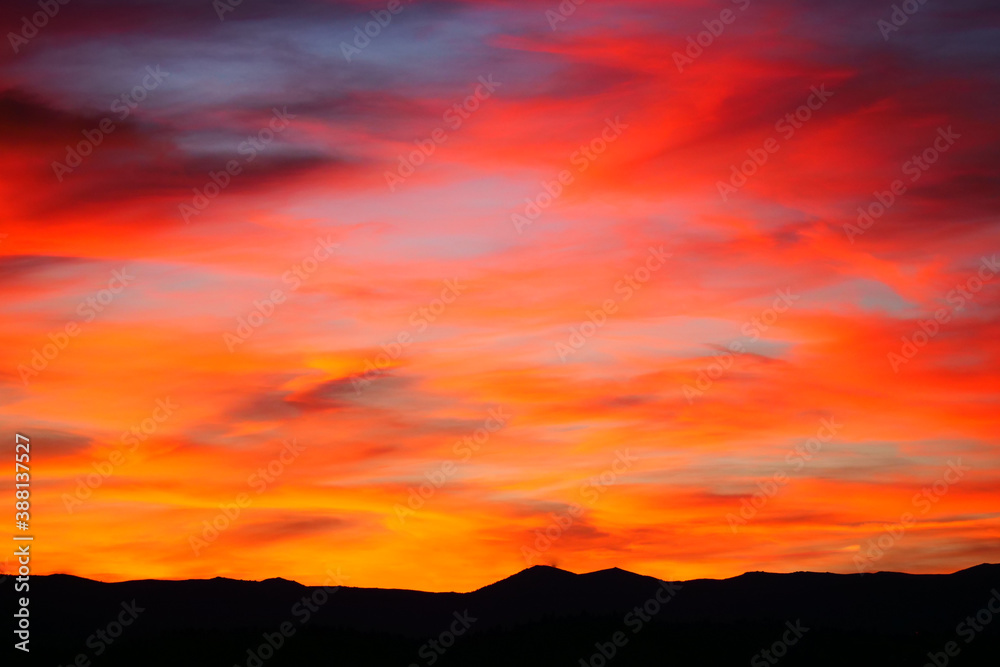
{"left": 31, "top": 561, "right": 999, "bottom": 594}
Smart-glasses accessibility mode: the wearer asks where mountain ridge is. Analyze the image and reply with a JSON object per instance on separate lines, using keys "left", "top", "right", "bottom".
{"left": 37, "top": 561, "right": 1000, "bottom": 591}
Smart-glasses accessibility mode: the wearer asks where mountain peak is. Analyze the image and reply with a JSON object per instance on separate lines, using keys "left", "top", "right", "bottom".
{"left": 953, "top": 562, "right": 1000, "bottom": 576}
{"left": 505, "top": 564, "right": 578, "bottom": 581}
{"left": 524, "top": 564, "right": 573, "bottom": 574}
{"left": 260, "top": 576, "right": 305, "bottom": 587}
{"left": 583, "top": 567, "right": 643, "bottom": 577}
{"left": 472, "top": 565, "right": 576, "bottom": 593}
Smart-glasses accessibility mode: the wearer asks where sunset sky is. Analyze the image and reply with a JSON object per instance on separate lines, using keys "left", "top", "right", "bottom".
{"left": 2, "top": 0, "right": 999, "bottom": 592}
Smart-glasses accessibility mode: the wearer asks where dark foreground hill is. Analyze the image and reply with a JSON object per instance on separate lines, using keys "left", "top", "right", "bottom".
{"left": 17, "top": 563, "right": 1000, "bottom": 666}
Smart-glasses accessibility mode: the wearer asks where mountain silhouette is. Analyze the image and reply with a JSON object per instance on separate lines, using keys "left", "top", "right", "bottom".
{"left": 24, "top": 564, "right": 1000, "bottom": 666}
